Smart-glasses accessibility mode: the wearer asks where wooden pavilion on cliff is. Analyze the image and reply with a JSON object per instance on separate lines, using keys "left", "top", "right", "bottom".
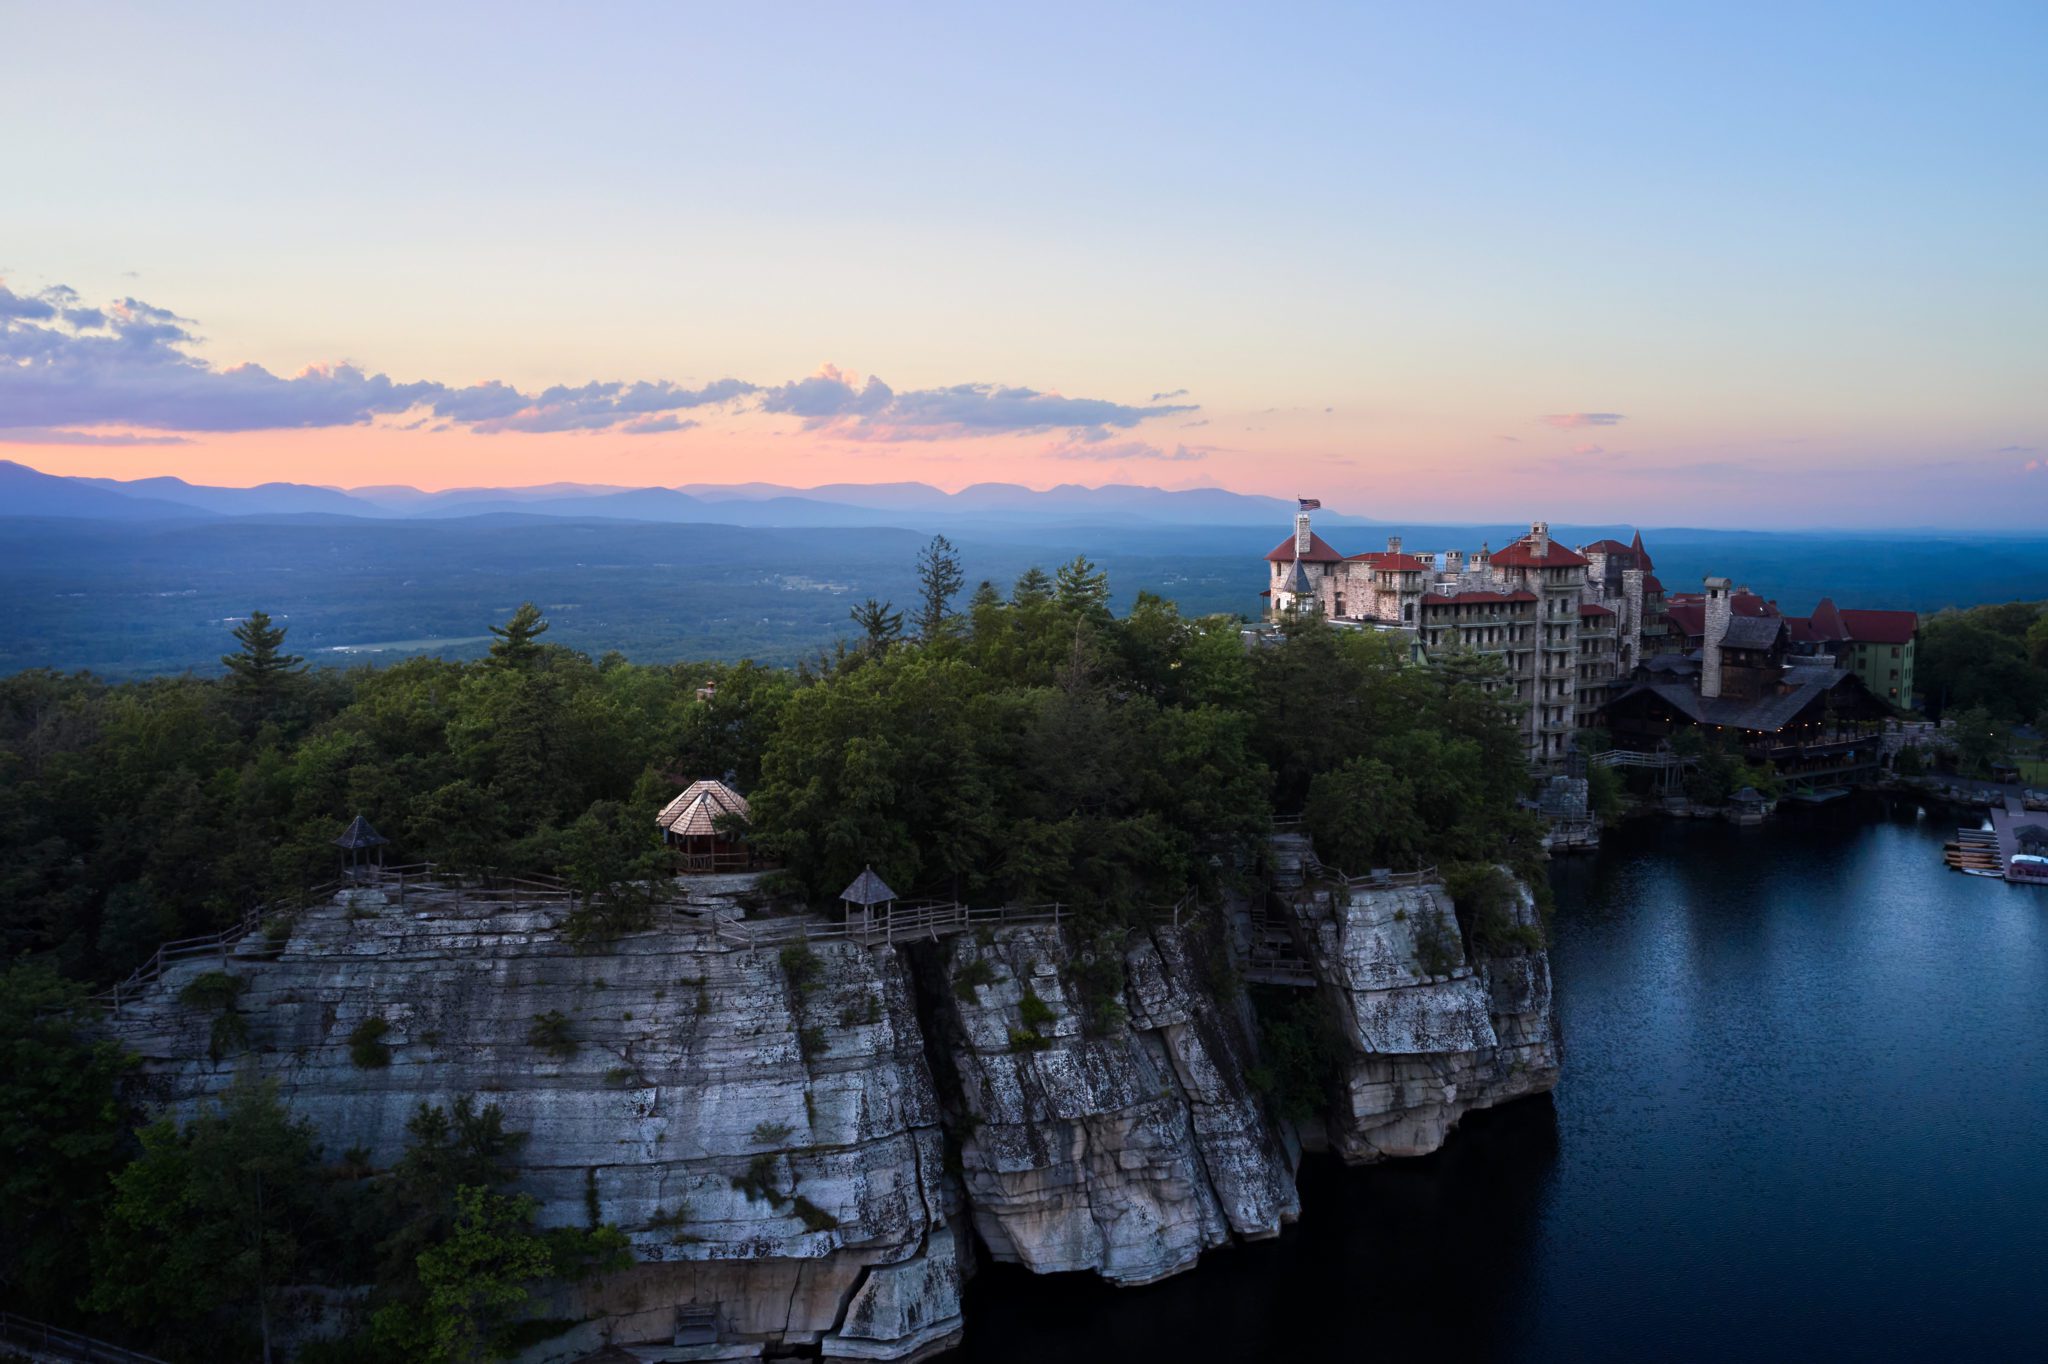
{"left": 839, "top": 866, "right": 897, "bottom": 937}
{"left": 334, "top": 814, "right": 390, "bottom": 879}
{"left": 656, "top": 778, "right": 754, "bottom": 872}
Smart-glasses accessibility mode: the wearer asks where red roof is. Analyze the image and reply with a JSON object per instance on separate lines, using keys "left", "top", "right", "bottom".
{"left": 1630, "top": 529, "right": 1653, "bottom": 569}
{"left": 1578, "top": 602, "right": 1614, "bottom": 617}
{"left": 1809, "top": 598, "right": 1845, "bottom": 640}
{"left": 1664, "top": 602, "right": 1705, "bottom": 639}
{"left": 1731, "top": 591, "right": 1778, "bottom": 618}
{"left": 1264, "top": 531, "right": 1345, "bottom": 564}
{"left": 1782, "top": 615, "right": 1819, "bottom": 644}
{"left": 1581, "top": 539, "right": 1633, "bottom": 555}
{"left": 1838, "top": 609, "right": 1917, "bottom": 644}
{"left": 1348, "top": 551, "right": 1434, "bottom": 573}
{"left": 1643, "top": 575, "right": 1666, "bottom": 594}
{"left": 1421, "top": 589, "right": 1538, "bottom": 607}
{"left": 1488, "top": 538, "right": 1588, "bottom": 568}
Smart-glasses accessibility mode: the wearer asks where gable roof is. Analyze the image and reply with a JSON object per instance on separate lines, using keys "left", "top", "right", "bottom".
{"left": 1809, "top": 597, "right": 1846, "bottom": 640}
{"left": 1719, "top": 614, "right": 1785, "bottom": 650}
{"left": 840, "top": 865, "right": 897, "bottom": 906}
{"left": 1579, "top": 601, "right": 1615, "bottom": 617}
{"left": 1581, "top": 538, "right": 1633, "bottom": 556}
{"left": 1607, "top": 668, "right": 1867, "bottom": 733}
{"left": 1643, "top": 574, "right": 1666, "bottom": 594}
{"left": 1488, "top": 538, "right": 1588, "bottom": 568}
{"left": 1839, "top": 609, "right": 1917, "bottom": 645}
{"left": 656, "top": 779, "right": 749, "bottom": 837}
{"left": 1665, "top": 601, "right": 1706, "bottom": 639}
{"left": 1630, "top": 529, "right": 1653, "bottom": 568}
{"left": 1264, "top": 531, "right": 1345, "bottom": 564}
{"left": 1348, "top": 551, "right": 1434, "bottom": 573}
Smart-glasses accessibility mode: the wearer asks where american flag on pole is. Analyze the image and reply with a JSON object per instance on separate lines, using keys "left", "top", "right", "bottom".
{"left": 1297, "top": 497, "right": 1321, "bottom": 511}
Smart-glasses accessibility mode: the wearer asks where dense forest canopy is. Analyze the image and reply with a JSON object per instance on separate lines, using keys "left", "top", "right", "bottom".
{"left": 0, "top": 541, "right": 1550, "bottom": 1358}
{"left": 1, "top": 546, "right": 1544, "bottom": 986}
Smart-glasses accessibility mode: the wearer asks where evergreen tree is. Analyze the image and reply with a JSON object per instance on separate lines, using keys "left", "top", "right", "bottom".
{"left": 849, "top": 598, "right": 903, "bottom": 654}
{"left": 1054, "top": 556, "right": 1110, "bottom": 617}
{"left": 968, "top": 580, "right": 1002, "bottom": 612}
{"left": 488, "top": 603, "right": 550, "bottom": 668}
{"left": 913, "top": 534, "right": 965, "bottom": 642}
{"left": 221, "top": 609, "right": 305, "bottom": 699}
{"left": 1011, "top": 565, "right": 1054, "bottom": 605}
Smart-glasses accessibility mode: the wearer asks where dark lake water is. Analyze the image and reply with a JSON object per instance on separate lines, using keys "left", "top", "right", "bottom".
{"left": 951, "top": 799, "right": 2048, "bottom": 1361}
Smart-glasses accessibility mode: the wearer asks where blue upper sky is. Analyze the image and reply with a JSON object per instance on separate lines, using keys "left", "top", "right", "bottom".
{"left": 1, "top": 1, "right": 2043, "bottom": 526}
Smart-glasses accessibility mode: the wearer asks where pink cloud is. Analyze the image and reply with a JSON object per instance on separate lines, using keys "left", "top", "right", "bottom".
{"left": 1542, "top": 412, "right": 1625, "bottom": 429}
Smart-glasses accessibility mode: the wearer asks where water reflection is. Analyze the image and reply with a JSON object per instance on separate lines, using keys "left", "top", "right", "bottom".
{"left": 951, "top": 800, "right": 2048, "bottom": 1361}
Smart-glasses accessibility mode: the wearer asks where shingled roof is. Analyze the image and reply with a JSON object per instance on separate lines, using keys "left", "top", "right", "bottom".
{"left": 334, "top": 815, "right": 390, "bottom": 850}
{"left": 1263, "top": 531, "right": 1345, "bottom": 564}
{"left": 1488, "top": 538, "right": 1588, "bottom": 568}
{"left": 1719, "top": 615, "right": 1785, "bottom": 650}
{"left": 656, "top": 779, "right": 749, "bottom": 838}
{"left": 1610, "top": 668, "right": 1863, "bottom": 733}
{"left": 839, "top": 866, "right": 897, "bottom": 906}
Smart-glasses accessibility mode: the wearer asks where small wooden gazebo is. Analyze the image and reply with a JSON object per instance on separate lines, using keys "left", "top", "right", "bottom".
{"left": 334, "top": 814, "right": 391, "bottom": 879}
{"left": 839, "top": 865, "right": 897, "bottom": 937}
{"left": 656, "top": 778, "right": 752, "bottom": 872}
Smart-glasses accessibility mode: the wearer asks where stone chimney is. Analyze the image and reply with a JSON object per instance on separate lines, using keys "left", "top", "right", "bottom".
{"left": 1444, "top": 549, "right": 1464, "bottom": 577}
{"left": 1295, "top": 510, "right": 1312, "bottom": 557}
{"left": 1387, "top": 534, "right": 1403, "bottom": 555}
{"left": 1530, "top": 520, "right": 1551, "bottom": 558}
{"left": 1475, "top": 542, "right": 1491, "bottom": 568}
{"left": 1701, "top": 575, "right": 1732, "bottom": 699}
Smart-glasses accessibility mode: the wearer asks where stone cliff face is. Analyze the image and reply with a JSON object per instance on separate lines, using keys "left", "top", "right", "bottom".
{"left": 919, "top": 922, "right": 1299, "bottom": 1286}
{"left": 100, "top": 849, "right": 1556, "bottom": 1360}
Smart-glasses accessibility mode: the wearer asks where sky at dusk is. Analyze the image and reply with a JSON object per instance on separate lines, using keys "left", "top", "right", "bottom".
{"left": 3, "top": 2, "right": 2044, "bottom": 527}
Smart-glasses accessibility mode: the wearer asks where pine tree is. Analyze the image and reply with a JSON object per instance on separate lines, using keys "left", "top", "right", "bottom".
{"left": 488, "top": 603, "right": 550, "bottom": 668}
{"left": 850, "top": 598, "right": 903, "bottom": 654}
{"left": 1011, "top": 565, "right": 1053, "bottom": 606}
{"left": 1054, "top": 556, "right": 1110, "bottom": 616}
{"left": 220, "top": 610, "right": 305, "bottom": 699}
{"left": 913, "top": 535, "right": 964, "bottom": 642}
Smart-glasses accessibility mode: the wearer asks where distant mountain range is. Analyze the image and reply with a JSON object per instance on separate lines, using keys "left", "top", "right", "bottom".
{"left": 2, "top": 459, "right": 1375, "bottom": 530}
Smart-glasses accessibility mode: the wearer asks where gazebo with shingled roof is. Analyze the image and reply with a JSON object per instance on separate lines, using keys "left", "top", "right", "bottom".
{"left": 656, "top": 778, "right": 753, "bottom": 872}
{"left": 334, "top": 814, "right": 390, "bottom": 879}
{"left": 839, "top": 865, "right": 897, "bottom": 937}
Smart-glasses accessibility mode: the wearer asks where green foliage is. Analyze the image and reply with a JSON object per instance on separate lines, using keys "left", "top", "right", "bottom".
{"left": 487, "top": 602, "right": 550, "bottom": 669}
{"left": 221, "top": 608, "right": 306, "bottom": 706}
{"left": 1412, "top": 907, "right": 1463, "bottom": 977}
{"left": 850, "top": 597, "right": 905, "bottom": 655}
{"left": 779, "top": 943, "right": 824, "bottom": 998}
{"left": 1949, "top": 704, "right": 2013, "bottom": 778}
{"left": 750, "top": 1119, "right": 795, "bottom": 1146}
{"left": 179, "top": 970, "right": 247, "bottom": 1012}
{"left": 1918, "top": 601, "right": 2045, "bottom": 721}
{"left": 87, "top": 1079, "right": 325, "bottom": 1363}
{"left": 0, "top": 962, "right": 136, "bottom": 1316}
{"left": 1248, "top": 986, "right": 1345, "bottom": 1122}
{"left": 526, "top": 1010, "right": 577, "bottom": 1058}
{"left": 797, "top": 1024, "right": 829, "bottom": 1060}
{"left": 914, "top": 534, "right": 965, "bottom": 642}
{"left": 1444, "top": 863, "right": 1544, "bottom": 956}
{"left": 1007, "top": 1026, "right": 1053, "bottom": 1052}
{"left": 952, "top": 956, "right": 998, "bottom": 999}
{"left": 369, "top": 1184, "right": 626, "bottom": 1364}
{"left": 349, "top": 1016, "right": 394, "bottom": 1068}
{"left": 1017, "top": 985, "right": 1056, "bottom": 1032}
{"left": 557, "top": 799, "right": 667, "bottom": 943}
{"left": 790, "top": 1194, "right": 840, "bottom": 1233}
{"left": 1586, "top": 763, "right": 1624, "bottom": 821}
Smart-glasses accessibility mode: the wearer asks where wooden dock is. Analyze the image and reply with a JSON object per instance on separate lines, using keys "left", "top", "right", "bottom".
{"left": 1948, "top": 797, "right": 2048, "bottom": 883}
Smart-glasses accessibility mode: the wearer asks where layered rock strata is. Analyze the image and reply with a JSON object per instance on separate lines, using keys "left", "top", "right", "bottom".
{"left": 100, "top": 853, "right": 1557, "bottom": 1358}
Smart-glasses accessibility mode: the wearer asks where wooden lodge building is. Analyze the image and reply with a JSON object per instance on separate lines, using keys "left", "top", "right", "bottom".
{"left": 1604, "top": 577, "right": 1893, "bottom": 785}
